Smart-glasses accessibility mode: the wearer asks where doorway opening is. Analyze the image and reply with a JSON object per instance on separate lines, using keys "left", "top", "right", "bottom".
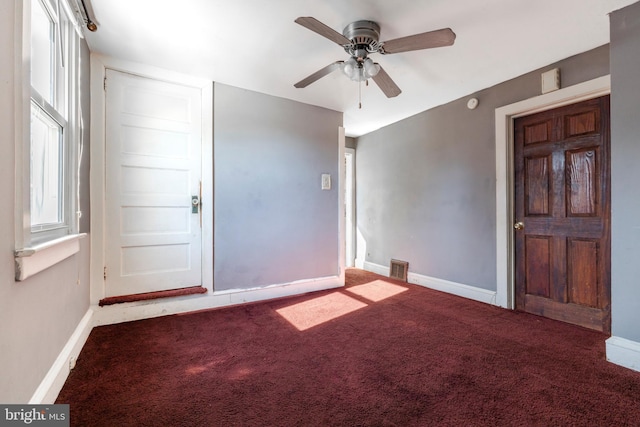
{"left": 345, "top": 148, "right": 355, "bottom": 267}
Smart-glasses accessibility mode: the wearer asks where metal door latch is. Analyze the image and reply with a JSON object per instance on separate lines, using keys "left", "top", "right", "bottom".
{"left": 191, "top": 195, "right": 200, "bottom": 214}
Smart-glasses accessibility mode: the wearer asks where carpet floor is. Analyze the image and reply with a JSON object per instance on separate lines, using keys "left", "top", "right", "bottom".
{"left": 57, "top": 269, "right": 640, "bottom": 426}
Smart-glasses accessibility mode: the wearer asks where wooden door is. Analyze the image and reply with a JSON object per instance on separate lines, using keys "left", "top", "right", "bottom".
{"left": 514, "top": 95, "right": 610, "bottom": 333}
{"left": 104, "top": 69, "right": 203, "bottom": 297}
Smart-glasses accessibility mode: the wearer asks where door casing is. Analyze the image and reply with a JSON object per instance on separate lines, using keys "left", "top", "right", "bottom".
{"left": 345, "top": 148, "right": 355, "bottom": 268}
{"left": 90, "top": 55, "right": 214, "bottom": 305}
{"left": 494, "top": 76, "right": 611, "bottom": 309}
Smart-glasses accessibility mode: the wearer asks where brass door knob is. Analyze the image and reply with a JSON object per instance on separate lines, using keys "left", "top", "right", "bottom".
{"left": 514, "top": 222, "right": 524, "bottom": 230}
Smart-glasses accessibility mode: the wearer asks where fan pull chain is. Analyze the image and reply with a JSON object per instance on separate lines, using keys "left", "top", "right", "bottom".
{"left": 359, "top": 79, "right": 362, "bottom": 109}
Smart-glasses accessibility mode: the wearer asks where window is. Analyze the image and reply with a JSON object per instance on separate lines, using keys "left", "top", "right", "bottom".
{"left": 25, "top": 0, "right": 81, "bottom": 245}
{"left": 14, "top": 0, "right": 84, "bottom": 280}
{"left": 28, "top": 0, "right": 74, "bottom": 244}
{"left": 30, "top": 104, "right": 64, "bottom": 230}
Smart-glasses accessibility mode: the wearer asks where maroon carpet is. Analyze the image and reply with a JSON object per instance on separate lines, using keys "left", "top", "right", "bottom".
{"left": 57, "top": 269, "right": 640, "bottom": 426}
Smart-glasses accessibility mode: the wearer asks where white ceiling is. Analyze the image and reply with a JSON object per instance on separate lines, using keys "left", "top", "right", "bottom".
{"left": 84, "top": 0, "right": 636, "bottom": 137}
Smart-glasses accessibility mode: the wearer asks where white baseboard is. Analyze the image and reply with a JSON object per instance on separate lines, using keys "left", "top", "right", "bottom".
{"left": 92, "top": 275, "right": 344, "bottom": 326}
{"left": 408, "top": 272, "right": 497, "bottom": 305}
{"left": 29, "top": 309, "right": 94, "bottom": 404}
{"left": 363, "top": 261, "right": 390, "bottom": 276}
{"left": 606, "top": 336, "right": 640, "bottom": 372}
{"left": 363, "top": 261, "right": 497, "bottom": 305}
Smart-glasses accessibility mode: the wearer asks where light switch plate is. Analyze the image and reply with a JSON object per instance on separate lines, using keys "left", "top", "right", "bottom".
{"left": 321, "top": 174, "right": 331, "bottom": 190}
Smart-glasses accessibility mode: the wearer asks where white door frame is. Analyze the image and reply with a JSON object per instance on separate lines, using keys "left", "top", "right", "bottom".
{"left": 494, "top": 75, "right": 611, "bottom": 309}
{"left": 338, "top": 127, "right": 346, "bottom": 282}
{"left": 90, "top": 55, "right": 213, "bottom": 305}
{"left": 345, "top": 148, "right": 356, "bottom": 267}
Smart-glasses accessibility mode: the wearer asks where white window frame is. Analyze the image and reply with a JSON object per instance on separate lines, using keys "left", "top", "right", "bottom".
{"left": 14, "top": 0, "right": 85, "bottom": 281}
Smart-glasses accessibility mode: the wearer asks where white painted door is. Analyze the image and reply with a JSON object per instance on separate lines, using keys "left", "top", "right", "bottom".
{"left": 104, "top": 69, "right": 202, "bottom": 297}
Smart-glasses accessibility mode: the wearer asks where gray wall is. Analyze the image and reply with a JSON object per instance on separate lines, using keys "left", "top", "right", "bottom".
{"left": 214, "top": 84, "right": 342, "bottom": 290}
{"left": 610, "top": 2, "right": 640, "bottom": 342}
{"left": 356, "top": 45, "right": 609, "bottom": 291}
{"left": 0, "top": 2, "right": 91, "bottom": 403}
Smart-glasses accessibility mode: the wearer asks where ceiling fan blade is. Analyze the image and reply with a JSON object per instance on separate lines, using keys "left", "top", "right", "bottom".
{"left": 371, "top": 65, "right": 402, "bottom": 98}
{"left": 381, "top": 28, "right": 456, "bottom": 54}
{"left": 295, "top": 17, "right": 352, "bottom": 46}
{"left": 294, "top": 61, "right": 344, "bottom": 88}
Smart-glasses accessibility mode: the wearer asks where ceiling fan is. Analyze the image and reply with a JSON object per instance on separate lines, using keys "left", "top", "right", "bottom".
{"left": 293, "top": 17, "right": 456, "bottom": 99}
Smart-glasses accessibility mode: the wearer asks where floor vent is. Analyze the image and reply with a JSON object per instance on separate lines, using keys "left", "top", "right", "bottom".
{"left": 389, "top": 259, "right": 409, "bottom": 282}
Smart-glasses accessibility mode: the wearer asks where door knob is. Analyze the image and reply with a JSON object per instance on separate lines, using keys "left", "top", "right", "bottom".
{"left": 191, "top": 195, "right": 200, "bottom": 214}
{"left": 514, "top": 222, "right": 524, "bottom": 230}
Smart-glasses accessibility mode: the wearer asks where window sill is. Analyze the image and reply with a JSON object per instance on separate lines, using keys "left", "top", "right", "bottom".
{"left": 14, "top": 233, "right": 87, "bottom": 281}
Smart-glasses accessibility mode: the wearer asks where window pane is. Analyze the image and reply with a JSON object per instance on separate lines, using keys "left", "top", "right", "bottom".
{"left": 31, "top": 0, "right": 54, "bottom": 104}
{"left": 30, "top": 105, "right": 63, "bottom": 227}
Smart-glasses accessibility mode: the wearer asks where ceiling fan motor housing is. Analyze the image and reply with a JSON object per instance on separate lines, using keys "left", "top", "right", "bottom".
{"left": 343, "top": 20, "right": 382, "bottom": 57}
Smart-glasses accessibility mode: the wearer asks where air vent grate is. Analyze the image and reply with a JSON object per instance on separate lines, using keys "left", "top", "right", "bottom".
{"left": 389, "top": 259, "right": 408, "bottom": 282}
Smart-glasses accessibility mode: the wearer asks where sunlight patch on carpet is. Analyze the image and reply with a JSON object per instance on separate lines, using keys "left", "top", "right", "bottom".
{"left": 188, "top": 361, "right": 254, "bottom": 380}
{"left": 228, "top": 366, "right": 253, "bottom": 381}
{"left": 276, "top": 292, "right": 367, "bottom": 331}
{"left": 185, "top": 357, "right": 227, "bottom": 376}
{"left": 345, "top": 279, "right": 408, "bottom": 302}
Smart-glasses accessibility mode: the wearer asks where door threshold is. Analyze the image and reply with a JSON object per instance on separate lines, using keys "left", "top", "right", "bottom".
{"left": 99, "top": 286, "right": 207, "bottom": 306}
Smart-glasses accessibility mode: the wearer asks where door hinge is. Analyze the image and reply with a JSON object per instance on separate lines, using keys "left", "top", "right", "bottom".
{"left": 103, "top": 266, "right": 107, "bottom": 280}
{"left": 103, "top": 76, "right": 107, "bottom": 91}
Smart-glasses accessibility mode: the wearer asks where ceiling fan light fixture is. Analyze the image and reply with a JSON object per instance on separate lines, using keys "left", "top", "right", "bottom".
{"left": 342, "top": 57, "right": 379, "bottom": 82}
{"left": 363, "top": 58, "right": 380, "bottom": 77}
{"left": 342, "top": 57, "right": 360, "bottom": 81}
{"left": 347, "top": 65, "right": 366, "bottom": 82}
{"left": 342, "top": 57, "right": 368, "bottom": 82}
{"left": 342, "top": 57, "right": 357, "bottom": 78}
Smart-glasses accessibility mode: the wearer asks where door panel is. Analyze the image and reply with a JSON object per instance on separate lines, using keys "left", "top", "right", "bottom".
{"left": 524, "top": 236, "right": 552, "bottom": 298}
{"left": 567, "top": 238, "right": 599, "bottom": 307}
{"left": 566, "top": 148, "right": 599, "bottom": 216}
{"left": 105, "top": 69, "right": 202, "bottom": 297}
{"left": 525, "top": 156, "right": 551, "bottom": 215}
{"left": 514, "top": 96, "right": 610, "bottom": 333}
